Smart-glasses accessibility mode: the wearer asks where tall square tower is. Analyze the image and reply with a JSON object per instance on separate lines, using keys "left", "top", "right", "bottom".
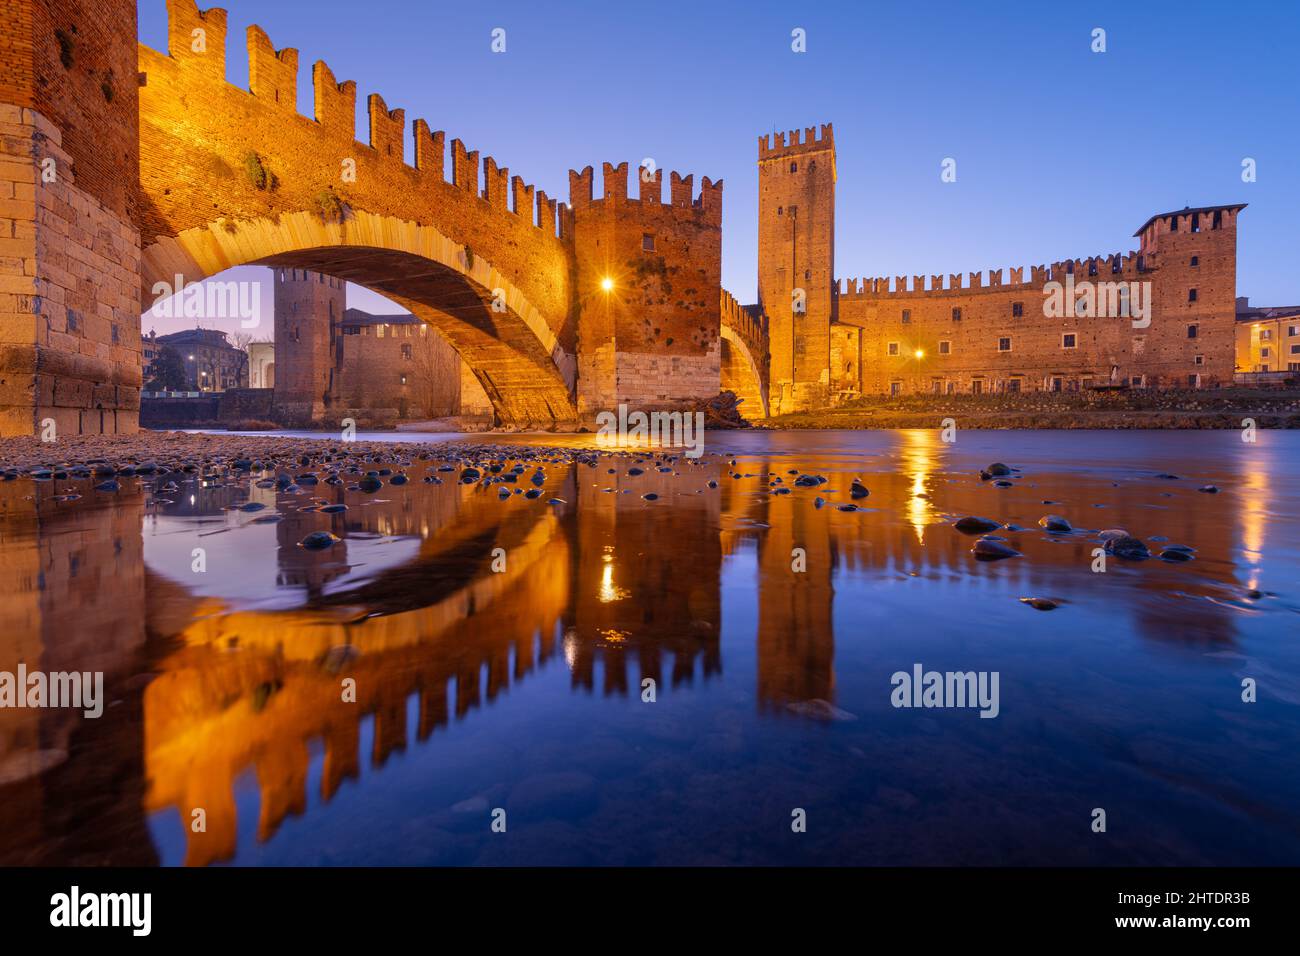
{"left": 758, "top": 124, "right": 835, "bottom": 415}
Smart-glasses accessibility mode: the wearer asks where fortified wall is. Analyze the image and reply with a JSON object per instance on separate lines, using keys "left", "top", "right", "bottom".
{"left": 570, "top": 162, "right": 723, "bottom": 414}
{"left": 754, "top": 122, "right": 1242, "bottom": 408}
{"left": 0, "top": 0, "right": 143, "bottom": 435}
{"left": 832, "top": 206, "right": 1241, "bottom": 395}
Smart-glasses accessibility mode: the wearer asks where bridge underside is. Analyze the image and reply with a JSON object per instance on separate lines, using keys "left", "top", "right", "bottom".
{"left": 258, "top": 247, "right": 578, "bottom": 427}
{"left": 720, "top": 332, "right": 769, "bottom": 420}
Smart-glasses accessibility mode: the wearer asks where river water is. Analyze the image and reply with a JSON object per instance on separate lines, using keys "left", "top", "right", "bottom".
{"left": 1, "top": 428, "right": 1296, "bottom": 865}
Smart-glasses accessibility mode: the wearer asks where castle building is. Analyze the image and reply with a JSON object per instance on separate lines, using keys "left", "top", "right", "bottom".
{"left": 570, "top": 162, "right": 724, "bottom": 415}
{"left": 271, "top": 269, "right": 490, "bottom": 423}
{"left": 755, "top": 124, "right": 1245, "bottom": 410}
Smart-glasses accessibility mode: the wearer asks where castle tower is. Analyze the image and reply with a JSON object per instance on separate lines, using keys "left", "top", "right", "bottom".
{"left": 570, "top": 161, "right": 723, "bottom": 416}
{"left": 0, "top": 0, "right": 143, "bottom": 435}
{"left": 758, "top": 124, "right": 835, "bottom": 415}
{"left": 1134, "top": 204, "right": 1245, "bottom": 388}
{"left": 272, "top": 269, "right": 344, "bottom": 423}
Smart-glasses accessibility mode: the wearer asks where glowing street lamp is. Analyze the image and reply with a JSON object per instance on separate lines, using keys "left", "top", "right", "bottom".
{"left": 914, "top": 348, "right": 925, "bottom": 359}
{"left": 600, "top": 277, "right": 614, "bottom": 292}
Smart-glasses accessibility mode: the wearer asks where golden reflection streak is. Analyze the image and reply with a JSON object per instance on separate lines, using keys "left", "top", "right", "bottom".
{"left": 1239, "top": 443, "right": 1274, "bottom": 591}
{"left": 900, "top": 429, "right": 938, "bottom": 544}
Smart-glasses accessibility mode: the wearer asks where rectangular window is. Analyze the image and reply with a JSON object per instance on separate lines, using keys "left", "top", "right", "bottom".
{"left": 400, "top": 374, "right": 407, "bottom": 385}
{"left": 1131, "top": 376, "right": 1144, "bottom": 387}
{"left": 1195, "top": 354, "right": 1204, "bottom": 365}
{"left": 938, "top": 340, "right": 951, "bottom": 355}
{"left": 932, "top": 379, "right": 942, "bottom": 395}
{"left": 946, "top": 381, "right": 955, "bottom": 394}
{"left": 401, "top": 344, "right": 413, "bottom": 360}
{"left": 642, "top": 233, "right": 655, "bottom": 251}
{"left": 1188, "top": 374, "right": 1201, "bottom": 388}
{"left": 971, "top": 379, "right": 983, "bottom": 395}
{"left": 1261, "top": 347, "right": 1271, "bottom": 358}
{"left": 1012, "top": 302, "right": 1024, "bottom": 317}
{"left": 1190, "top": 256, "right": 1199, "bottom": 267}
{"left": 998, "top": 337, "right": 1012, "bottom": 352}
{"left": 1187, "top": 324, "right": 1198, "bottom": 339}
{"left": 1260, "top": 329, "right": 1272, "bottom": 340}
{"left": 952, "top": 307, "right": 962, "bottom": 322}
{"left": 890, "top": 381, "right": 901, "bottom": 396}
{"left": 376, "top": 325, "right": 385, "bottom": 338}
{"left": 887, "top": 342, "right": 900, "bottom": 356}
{"left": 1050, "top": 377, "right": 1063, "bottom": 392}
{"left": 1289, "top": 325, "right": 1299, "bottom": 337}
{"left": 901, "top": 309, "right": 911, "bottom": 324}
{"left": 1188, "top": 289, "right": 1198, "bottom": 303}
{"left": 1291, "top": 344, "right": 1300, "bottom": 354}
{"left": 1062, "top": 333, "right": 1076, "bottom": 349}
{"left": 1007, "top": 379, "right": 1021, "bottom": 393}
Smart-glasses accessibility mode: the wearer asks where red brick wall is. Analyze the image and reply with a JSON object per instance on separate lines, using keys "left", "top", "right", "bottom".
{"left": 1, "top": 0, "right": 139, "bottom": 219}
{"left": 835, "top": 208, "right": 1240, "bottom": 396}
{"left": 272, "top": 268, "right": 342, "bottom": 422}
{"left": 571, "top": 162, "right": 722, "bottom": 414}
{"left": 758, "top": 125, "right": 835, "bottom": 415}
{"left": 0, "top": 0, "right": 141, "bottom": 435}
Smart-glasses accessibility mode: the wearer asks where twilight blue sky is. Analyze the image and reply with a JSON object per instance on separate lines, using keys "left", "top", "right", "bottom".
{"left": 139, "top": 0, "right": 1300, "bottom": 337}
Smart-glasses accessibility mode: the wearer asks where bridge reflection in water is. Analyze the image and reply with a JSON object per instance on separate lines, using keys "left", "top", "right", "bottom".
{"left": 0, "top": 430, "right": 1293, "bottom": 866}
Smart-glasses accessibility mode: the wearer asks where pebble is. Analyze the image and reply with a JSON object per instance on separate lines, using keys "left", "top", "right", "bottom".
{"left": 1104, "top": 534, "right": 1150, "bottom": 560}
{"left": 954, "top": 516, "right": 1000, "bottom": 534}
{"left": 786, "top": 699, "right": 858, "bottom": 722}
{"left": 1038, "top": 514, "right": 1072, "bottom": 533}
{"left": 300, "top": 531, "right": 341, "bottom": 551}
{"left": 972, "top": 536, "right": 1020, "bottom": 561}
{"left": 1019, "top": 597, "right": 1059, "bottom": 610}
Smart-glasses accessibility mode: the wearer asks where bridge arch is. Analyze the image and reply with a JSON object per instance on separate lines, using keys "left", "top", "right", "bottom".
{"left": 142, "top": 210, "right": 578, "bottom": 426}
{"left": 720, "top": 326, "right": 768, "bottom": 420}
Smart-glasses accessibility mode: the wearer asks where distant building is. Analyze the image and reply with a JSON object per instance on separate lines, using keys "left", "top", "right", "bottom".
{"left": 142, "top": 330, "right": 162, "bottom": 385}
{"left": 271, "top": 268, "right": 491, "bottom": 423}
{"left": 248, "top": 341, "right": 275, "bottom": 388}
{"left": 155, "top": 328, "right": 248, "bottom": 391}
{"left": 1235, "top": 297, "right": 1300, "bottom": 375}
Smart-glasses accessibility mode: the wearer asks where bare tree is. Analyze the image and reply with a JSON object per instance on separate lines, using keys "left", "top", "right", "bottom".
{"left": 230, "top": 332, "right": 254, "bottom": 388}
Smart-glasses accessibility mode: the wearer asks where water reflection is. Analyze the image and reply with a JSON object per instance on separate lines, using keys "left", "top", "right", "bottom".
{"left": 1, "top": 431, "right": 1297, "bottom": 865}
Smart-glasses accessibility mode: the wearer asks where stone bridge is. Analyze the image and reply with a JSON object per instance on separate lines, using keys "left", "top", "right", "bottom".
{"left": 0, "top": 0, "right": 770, "bottom": 434}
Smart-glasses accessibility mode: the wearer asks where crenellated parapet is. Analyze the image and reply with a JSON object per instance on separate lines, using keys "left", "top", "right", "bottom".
{"left": 758, "top": 123, "right": 834, "bottom": 161}
{"left": 836, "top": 251, "right": 1148, "bottom": 300}
{"left": 721, "top": 290, "right": 767, "bottom": 357}
{"left": 567, "top": 161, "right": 723, "bottom": 227}
{"left": 142, "top": 1, "right": 568, "bottom": 242}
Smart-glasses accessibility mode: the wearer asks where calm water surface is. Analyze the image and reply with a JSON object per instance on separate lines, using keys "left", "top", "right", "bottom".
{"left": 1, "top": 429, "right": 1297, "bottom": 865}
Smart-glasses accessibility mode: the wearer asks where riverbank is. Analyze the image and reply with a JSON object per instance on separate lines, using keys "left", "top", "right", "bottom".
{"left": 758, "top": 388, "right": 1300, "bottom": 429}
